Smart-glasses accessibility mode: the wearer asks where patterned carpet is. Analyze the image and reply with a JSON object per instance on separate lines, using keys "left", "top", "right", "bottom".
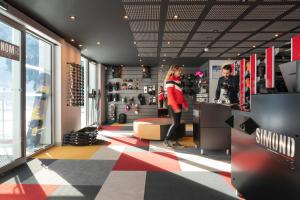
{"left": 0, "top": 124, "right": 240, "bottom": 200}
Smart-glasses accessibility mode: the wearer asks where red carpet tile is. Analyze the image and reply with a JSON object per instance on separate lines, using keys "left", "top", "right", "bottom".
{"left": 101, "top": 126, "right": 123, "bottom": 131}
{"left": 113, "top": 152, "right": 181, "bottom": 172}
{"left": 0, "top": 184, "right": 58, "bottom": 200}
{"left": 106, "top": 137, "right": 149, "bottom": 147}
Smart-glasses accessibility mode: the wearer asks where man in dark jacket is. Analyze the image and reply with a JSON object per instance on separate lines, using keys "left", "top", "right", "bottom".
{"left": 215, "top": 64, "right": 239, "bottom": 104}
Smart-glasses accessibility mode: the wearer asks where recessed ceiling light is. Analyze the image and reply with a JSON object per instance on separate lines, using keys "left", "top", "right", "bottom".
{"left": 174, "top": 15, "right": 179, "bottom": 19}
{"left": 141, "top": 64, "right": 144, "bottom": 67}
{"left": 167, "top": 41, "right": 171, "bottom": 45}
{"left": 78, "top": 44, "right": 83, "bottom": 47}
{"left": 71, "top": 39, "right": 75, "bottom": 42}
{"left": 237, "top": 53, "right": 240, "bottom": 56}
{"left": 162, "top": 59, "right": 166, "bottom": 62}
{"left": 212, "top": 30, "right": 219, "bottom": 33}
{"left": 138, "top": 54, "right": 140, "bottom": 57}
{"left": 134, "top": 41, "right": 137, "bottom": 45}
{"left": 164, "top": 53, "right": 167, "bottom": 57}
{"left": 204, "top": 48, "right": 209, "bottom": 52}
{"left": 275, "top": 34, "right": 279, "bottom": 37}
{"left": 252, "top": 45, "right": 256, "bottom": 48}
{"left": 124, "top": 15, "right": 129, "bottom": 20}
{"left": 182, "top": 64, "right": 185, "bottom": 67}
{"left": 97, "top": 41, "right": 101, "bottom": 45}
{"left": 139, "top": 58, "right": 142, "bottom": 62}
{"left": 69, "top": 15, "right": 76, "bottom": 20}
{"left": 0, "top": 2, "right": 8, "bottom": 10}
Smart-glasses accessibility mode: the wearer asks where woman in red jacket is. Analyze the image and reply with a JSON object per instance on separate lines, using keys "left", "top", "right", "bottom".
{"left": 164, "top": 65, "right": 188, "bottom": 147}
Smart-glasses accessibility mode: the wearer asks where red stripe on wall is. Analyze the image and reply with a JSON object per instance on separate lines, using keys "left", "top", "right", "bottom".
{"left": 265, "top": 47, "right": 274, "bottom": 88}
{"left": 250, "top": 54, "right": 257, "bottom": 95}
{"left": 291, "top": 34, "right": 300, "bottom": 62}
{"left": 239, "top": 59, "right": 245, "bottom": 107}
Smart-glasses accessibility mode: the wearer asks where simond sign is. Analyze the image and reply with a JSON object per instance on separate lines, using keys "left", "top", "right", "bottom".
{"left": 0, "top": 39, "right": 20, "bottom": 61}
{"left": 256, "top": 128, "right": 295, "bottom": 159}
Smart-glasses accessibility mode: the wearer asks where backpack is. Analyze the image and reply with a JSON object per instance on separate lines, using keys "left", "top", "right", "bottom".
{"left": 118, "top": 113, "right": 127, "bottom": 124}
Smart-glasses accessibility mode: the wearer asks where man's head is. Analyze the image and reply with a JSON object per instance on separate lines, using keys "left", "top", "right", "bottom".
{"left": 222, "top": 64, "right": 232, "bottom": 79}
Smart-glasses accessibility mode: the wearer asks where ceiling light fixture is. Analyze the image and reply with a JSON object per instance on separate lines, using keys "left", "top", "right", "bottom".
{"left": 252, "top": 45, "right": 256, "bottom": 48}
{"left": 71, "top": 39, "right": 75, "bottom": 42}
{"left": 97, "top": 41, "right": 101, "bottom": 45}
{"left": 139, "top": 58, "right": 142, "bottom": 62}
{"left": 78, "top": 44, "right": 83, "bottom": 47}
{"left": 275, "top": 34, "right": 279, "bottom": 37}
{"left": 162, "top": 59, "right": 166, "bottom": 62}
{"left": 134, "top": 41, "right": 137, "bottom": 45}
{"left": 124, "top": 15, "right": 129, "bottom": 20}
{"left": 204, "top": 48, "right": 209, "bottom": 52}
{"left": 164, "top": 53, "right": 167, "bottom": 57}
{"left": 69, "top": 15, "right": 76, "bottom": 20}
{"left": 237, "top": 53, "right": 240, "bottom": 56}
{"left": 174, "top": 15, "right": 179, "bottom": 19}
{"left": 167, "top": 41, "right": 171, "bottom": 45}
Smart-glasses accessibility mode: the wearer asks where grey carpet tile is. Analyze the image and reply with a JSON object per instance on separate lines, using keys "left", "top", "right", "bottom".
{"left": 47, "top": 185, "right": 101, "bottom": 200}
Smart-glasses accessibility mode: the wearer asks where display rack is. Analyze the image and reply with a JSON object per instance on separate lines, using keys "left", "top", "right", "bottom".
{"left": 66, "top": 63, "right": 84, "bottom": 107}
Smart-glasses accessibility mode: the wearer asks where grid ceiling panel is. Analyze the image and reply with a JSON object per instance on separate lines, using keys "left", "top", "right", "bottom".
{"left": 180, "top": 52, "right": 199, "bottom": 57}
{"left": 167, "top": 5, "right": 204, "bottom": 20}
{"left": 122, "top": 0, "right": 161, "bottom": 2}
{"left": 247, "top": 33, "right": 280, "bottom": 41}
{"left": 160, "top": 52, "right": 178, "bottom": 58}
{"left": 236, "top": 41, "right": 264, "bottom": 48}
{"left": 276, "top": 32, "right": 300, "bottom": 40}
{"left": 230, "top": 21, "right": 269, "bottom": 32}
{"left": 165, "top": 21, "right": 196, "bottom": 32}
{"left": 197, "top": 21, "right": 233, "bottom": 32}
{"left": 136, "top": 41, "right": 158, "bottom": 47}
{"left": 262, "top": 41, "right": 287, "bottom": 47}
{"left": 205, "top": 5, "right": 249, "bottom": 20}
{"left": 245, "top": 5, "right": 294, "bottom": 19}
{"left": 263, "top": 21, "right": 300, "bottom": 32}
{"left": 219, "top": 53, "right": 239, "bottom": 58}
{"left": 163, "top": 33, "right": 189, "bottom": 40}
{"left": 249, "top": 48, "right": 266, "bottom": 53}
{"left": 133, "top": 33, "right": 158, "bottom": 40}
{"left": 283, "top": 8, "right": 300, "bottom": 19}
{"left": 212, "top": 41, "right": 238, "bottom": 47}
{"left": 137, "top": 48, "right": 157, "bottom": 52}
{"left": 169, "top": 0, "right": 208, "bottom": 2}
{"left": 186, "top": 41, "right": 211, "bottom": 47}
{"left": 124, "top": 5, "right": 160, "bottom": 20}
{"left": 139, "top": 53, "right": 157, "bottom": 57}
{"left": 161, "top": 48, "right": 181, "bottom": 53}
{"left": 208, "top": 48, "right": 229, "bottom": 53}
{"left": 191, "top": 33, "right": 220, "bottom": 40}
{"left": 183, "top": 48, "right": 202, "bottom": 53}
{"left": 228, "top": 48, "right": 250, "bottom": 53}
{"left": 200, "top": 52, "right": 221, "bottom": 57}
{"left": 162, "top": 41, "right": 185, "bottom": 47}
{"left": 219, "top": 33, "right": 251, "bottom": 40}
{"left": 129, "top": 21, "right": 159, "bottom": 32}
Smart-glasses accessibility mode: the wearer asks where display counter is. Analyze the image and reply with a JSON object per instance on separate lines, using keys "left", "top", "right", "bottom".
{"left": 231, "top": 93, "right": 300, "bottom": 199}
{"left": 193, "top": 102, "right": 232, "bottom": 155}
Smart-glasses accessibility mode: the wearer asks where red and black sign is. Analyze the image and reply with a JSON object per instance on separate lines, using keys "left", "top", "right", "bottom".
{"left": 0, "top": 39, "right": 20, "bottom": 61}
{"left": 250, "top": 54, "right": 257, "bottom": 95}
{"left": 239, "top": 59, "right": 245, "bottom": 108}
{"left": 265, "top": 46, "right": 274, "bottom": 88}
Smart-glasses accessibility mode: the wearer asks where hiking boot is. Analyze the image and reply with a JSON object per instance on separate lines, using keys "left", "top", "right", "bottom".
{"left": 173, "top": 141, "right": 184, "bottom": 148}
{"left": 163, "top": 139, "right": 173, "bottom": 147}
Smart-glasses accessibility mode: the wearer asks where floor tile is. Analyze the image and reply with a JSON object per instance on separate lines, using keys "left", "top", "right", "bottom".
{"left": 144, "top": 172, "right": 238, "bottom": 200}
{"left": 23, "top": 159, "right": 115, "bottom": 186}
{"left": 113, "top": 152, "right": 181, "bottom": 172}
{"left": 48, "top": 185, "right": 101, "bottom": 200}
{"left": 90, "top": 146, "right": 125, "bottom": 160}
{"left": 33, "top": 146, "right": 101, "bottom": 160}
{"left": 95, "top": 171, "right": 146, "bottom": 200}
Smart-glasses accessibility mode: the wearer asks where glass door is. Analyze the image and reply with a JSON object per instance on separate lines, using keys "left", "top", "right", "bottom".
{"left": 0, "top": 19, "right": 22, "bottom": 168}
{"left": 25, "top": 32, "right": 53, "bottom": 156}
{"left": 88, "top": 62, "right": 98, "bottom": 125}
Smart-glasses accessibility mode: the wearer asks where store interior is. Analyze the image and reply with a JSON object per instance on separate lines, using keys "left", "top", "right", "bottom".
{"left": 0, "top": 0, "right": 300, "bottom": 199}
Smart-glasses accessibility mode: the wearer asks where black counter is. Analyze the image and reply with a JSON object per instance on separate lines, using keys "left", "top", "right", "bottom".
{"left": 231, "top": 93, "right": 300, "bottom": 199}
{"left": 193, "top": 102, "right": 232, "bottom": 154}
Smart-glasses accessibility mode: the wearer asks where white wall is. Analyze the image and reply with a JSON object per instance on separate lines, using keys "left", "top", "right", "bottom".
{"left": 209, "top": 60, "right": 236, "bottom": 102}
{"left": 55, "top": 40, "right": 81, "bottom": 145}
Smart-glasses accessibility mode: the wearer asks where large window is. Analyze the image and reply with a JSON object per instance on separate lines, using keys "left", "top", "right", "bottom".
{"left": 88, "top": 62, "right": 98, "bottom": 125}
{"left": 0, "top": 20, "right": 22, "bottom": 168}
{"left": 25, "top": 33, "right": 52, "bottom": 156}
